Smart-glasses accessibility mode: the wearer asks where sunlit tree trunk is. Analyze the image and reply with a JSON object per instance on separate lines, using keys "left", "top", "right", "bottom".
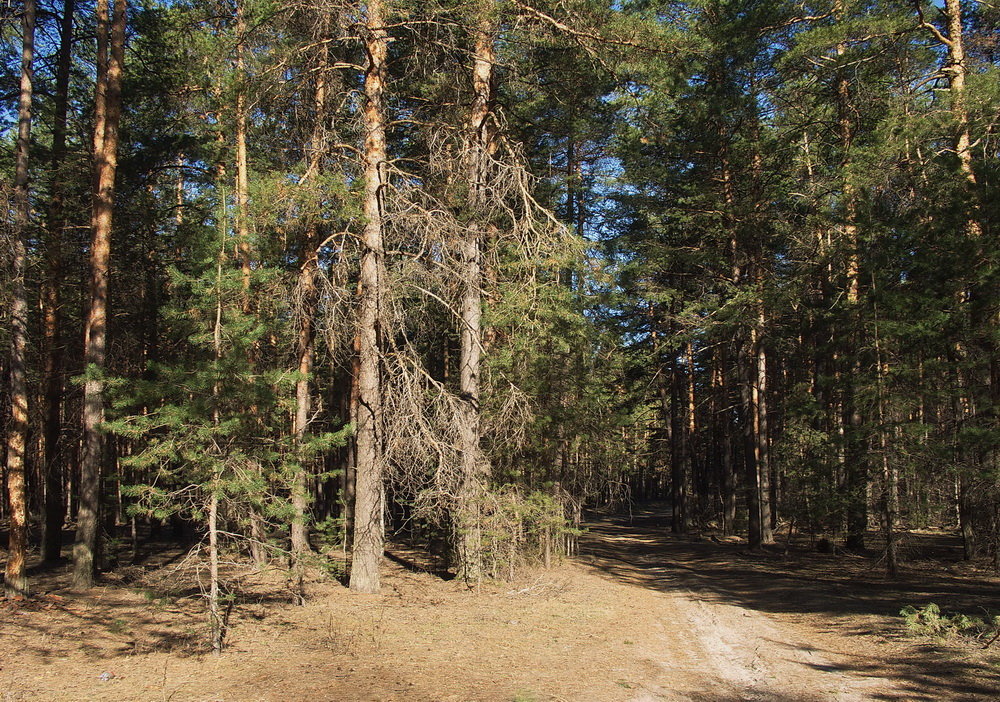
{"left": 455, "top": 12, "right": 496, "bottom": 583}
{"left": 941, "top": 0, "right": 979, "bottom": 207}
{"left": 668, "top": 302, "right": 687, "bottom": 533}
{"left": 5, "top": 0, "right": 35, "bottom": 600}
{"left": 235, "top": 0, "right": 253, "bottom": 294}
{"left": 73, "top": 0, "right": 125, "bottom": 590}
{"left": 349, "top": 0, "right": 390, "bottom": 594}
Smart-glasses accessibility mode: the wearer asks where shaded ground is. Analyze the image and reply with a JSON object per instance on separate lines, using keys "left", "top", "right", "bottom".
{"left": 1, "top": 507, "right": 998, "bottom": 700}
{"left": 580, "top": 505, "right": 1000, "bottom": 701}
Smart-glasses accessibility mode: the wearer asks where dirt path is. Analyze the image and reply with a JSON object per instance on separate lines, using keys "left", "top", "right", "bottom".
{"left": 580, "top": 506, "right": 1000, "bottom": 701}
{"left": 627, "top": 589, "right": 881, "bottom": 701}
{"left": 2, "top": 507, "right": 998, "bottom": 701}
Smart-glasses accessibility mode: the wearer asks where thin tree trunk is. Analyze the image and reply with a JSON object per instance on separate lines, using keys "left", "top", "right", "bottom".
{"left": 960, "top": 475, "right": 977, "bottom": 559}
{"left": 290, "top": 261, "right": 318, "bottom": 556}
{"left": 349, "top": 0, "right": 389, "bottom": 594}
{"left": 208, "top": 175, "right": 229, "bottom": 655}
{"left": 721, "top": 351, "right": 737, "bottom": 535}
{"left": 743, "top": 337, "right": 761, "bottom": 549}
{"left": 232, "top": 1, "right": 267, "bottom": 566}
{"left": 208, "top": 490, "right": 222, "bottom": 652}
{"left": 342, "top": 333, "right": 360, "bottom": 551}
{"left": 290, "top": 21, "right": 330, "bottom": 558}
{"left": 235, "top": 0, "right": 252, "bottom": 294}
{"left": 686, "top": 342, "right": 698, "bottom": 529}
{"left": 835, "top": 11, "right": 867, "bottom": 551}
{"left": 455, "top": 15, "right": 496, "bottom": 583}
{"left": 73, "top": 0, "right": 125, "bottom": 591}
{"left": 751, "top": 306, "right": 774, "bottom": 546}
{"left": 5, "top": 0, "right": 35, "bottom": 600}
{"left": 649, "top": 306, "right": 673, "bottom": 510}
{"left": 670, "top": 347, "right": 686, "bottom": 534}
{"left": 880, "top": 398, "right": 899, "bottom": 577}
{"left": 873, "top": 295, "right": 898, "bottom": 577}
{"left": 41, "top": 0, "right": 74, "bottom": 563}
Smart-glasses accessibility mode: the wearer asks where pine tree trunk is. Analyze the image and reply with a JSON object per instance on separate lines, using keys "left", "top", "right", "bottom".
{"left": 41, "top": 0, "right": 74, "bottom": 563}
{"left": 235, "top": 0, "right": 253, "bottom": 294}
{"left": 743, "top": 344, "right": 761, "bottom": 549}
{"left": 716, "top": 349, "right": 737, "bottom": 535}
{"left": 5, "top": 0, "right": 35, "bottom": 600}
{"left": 455, "top": 15, "right": 495, "bottom": 583}
{"left": 751, "top": 307, "right": 774, "bottom": 546}
{"left": 836, "top": 13, "right": 867, "bottom": 551}
{"left": 208, "top": 221, "right": 227, "bottom": 652}
{"left": 960, "top": 474, "right": 977, "bottom": 560}
{"left": 942, "top": 0, "right": 979, "bottom": 204}
{"left": 881, "top": 415, "right": 899, "bottom": 577}
{"left": 686, "top": 342, "right": 699, "bottom": 528}
{"left": 231, "top": 0, "right": 268, "bottom": 567}
{"left": 349, "top": 0, "right": 389, "bottom": 594}
{"left": 290, "top": 24, "right": 330, "bottom": 558}
{"left": 73, "top": 0, "right": 125, "bottom": 591}
{"left": 670, "top": 348, "right": 687, "bottom": 534}
{"left": 342, "top": 339, "right": 360, "bottom": 550}
{"left": 208, "top": 490, "right": 222, "bottom": 652}
{"left": 291, "top": 258, "right": 318, "bottom": 557}
{"left": 650, "top": 310, "right": 673, "bottom": 509}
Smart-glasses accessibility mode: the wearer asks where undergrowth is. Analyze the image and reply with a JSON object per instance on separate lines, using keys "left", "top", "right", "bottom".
{"left": 900, "top": 603, "right": 1000, "bottom": 645}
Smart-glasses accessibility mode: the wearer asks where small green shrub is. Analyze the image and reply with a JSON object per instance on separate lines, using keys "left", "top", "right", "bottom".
{"left": 900, "top": 603, "right": 1000, "bottom": 641}
{"left": 313, "top": 516, "right": 347, "bottom": 550}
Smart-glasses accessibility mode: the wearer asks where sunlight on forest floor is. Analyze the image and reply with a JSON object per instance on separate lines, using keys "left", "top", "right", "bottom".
{"left": 2, "top": 508, "right": 999, "bottom": 701}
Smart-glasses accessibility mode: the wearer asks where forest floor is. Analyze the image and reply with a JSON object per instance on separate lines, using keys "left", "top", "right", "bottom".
{"left": 2, "top": 505, "right": 999, "bottom": 701}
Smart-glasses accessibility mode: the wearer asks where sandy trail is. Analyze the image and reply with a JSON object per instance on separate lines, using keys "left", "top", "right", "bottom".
{"left": 580, "top": 515, "right": 900, "bottom": 702}
{"left": 628, "top": 587, "right": 884, "bottom": 701}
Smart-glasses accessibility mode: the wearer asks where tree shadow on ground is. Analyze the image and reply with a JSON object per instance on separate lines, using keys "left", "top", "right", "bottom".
{"left": 1, "top": 529, "right": 303, "bottom": 664}
{"left": 579, "top": 503, "right": 1000, "bottom": 701}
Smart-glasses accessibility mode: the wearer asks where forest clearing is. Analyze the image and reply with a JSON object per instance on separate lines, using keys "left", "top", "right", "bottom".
{"left": 3, "top": 0, "right": 1000, "bottom": 699}
{"left": 2, "top": 507, "right": 999, "bottom": 701}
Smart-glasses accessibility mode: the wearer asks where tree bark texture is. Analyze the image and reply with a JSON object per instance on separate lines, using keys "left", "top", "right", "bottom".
{"left": 349, "top": 0, "right": 389, "bottom": 594}
{"left": 5, "top": 0, "right": 35, "bottom": 600}
{"left": 455, "top": 15, "right": 496, "bottom": 582}
{"left": 74, "top": 0, "right": 125, "bottom": 590}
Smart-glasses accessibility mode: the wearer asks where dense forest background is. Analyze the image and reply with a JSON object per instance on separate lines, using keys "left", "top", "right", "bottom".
{"left": 2, "top": 0, "right": 998, "bottom": 636}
